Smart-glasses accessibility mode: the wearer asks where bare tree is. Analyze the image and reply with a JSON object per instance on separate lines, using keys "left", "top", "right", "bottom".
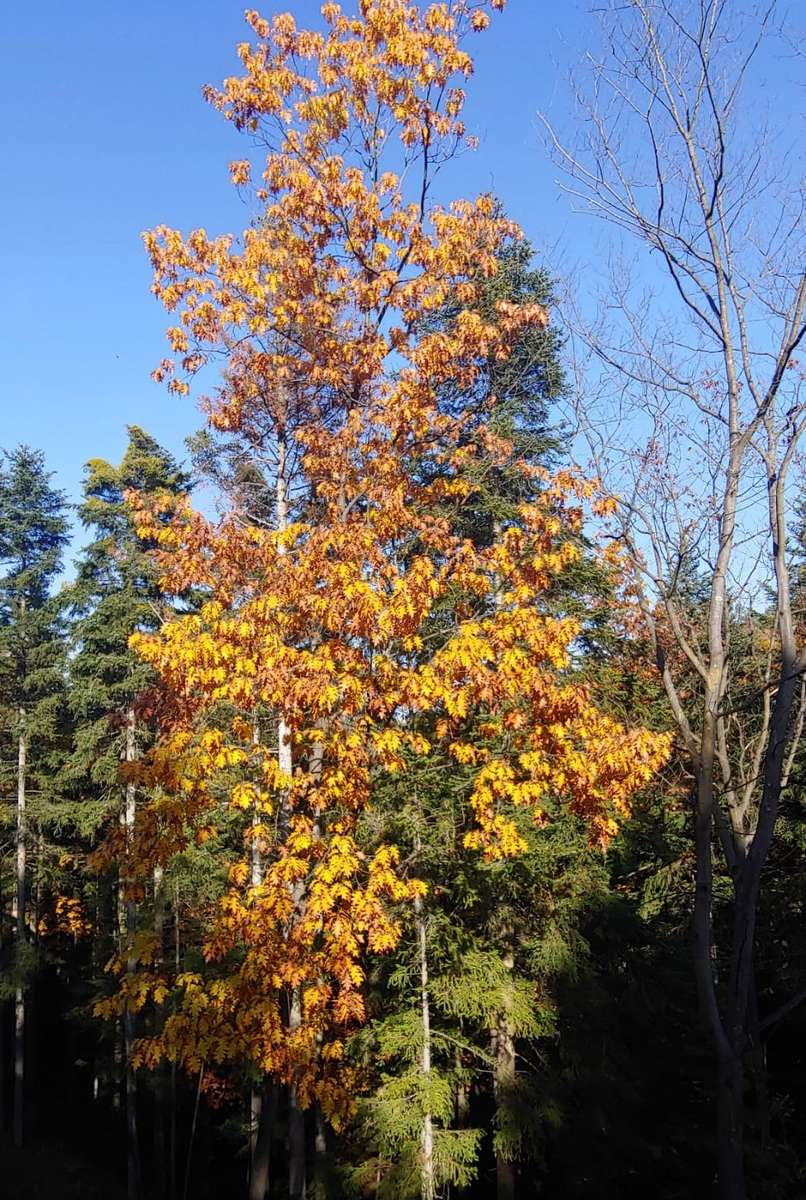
{"left": 541, "top": 2, "right": 806, "bottom": 1195}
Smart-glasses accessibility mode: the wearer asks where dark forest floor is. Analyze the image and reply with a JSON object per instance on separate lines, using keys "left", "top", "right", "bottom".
{"left": 2, "top": 1136, "right": 127, "bottom": 1200}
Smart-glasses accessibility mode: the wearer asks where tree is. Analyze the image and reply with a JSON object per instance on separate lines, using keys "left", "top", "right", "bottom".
{"left": 348, "top": 238, "right": 621, "bottom": 1200}
{"left": 68, "top": 426, "right": 190, "bottom": 1200}
{"left": 0, "top": 446, "right": 70, "bottom": 1148}
{"left": 542, "top": 1, "right": 806, "bottom": 1194}
{"left": 95, "top": 8, "right": 669, "bottom": 1200}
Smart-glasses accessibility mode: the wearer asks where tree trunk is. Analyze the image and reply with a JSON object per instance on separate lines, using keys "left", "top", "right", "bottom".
{"left": 183, "top": 1064, "right": 204, "bottom": 1200}
{"left": 288, "top": 986, "right": 306, "bottom": 1200}
{"left": 248, "top": 1079, "right": 277, "bottom": 1200}
{"left": 274, "top": 433, "right": 307, "bottom": 1200}
{"left": 113, "top": 1018, "right": 123, "bottom": 1110}
{"left": 494, "top": 947, "right": 516, "bottom": 1200}
{"left": 747, "top": 981, "right": 769, "bottom": 1151}
{"left": 124, "top": 708, "right": 142, "bottom": 1200}
{"left": 717, "top": 1049, "right": 745, "bottom": 1200}
{"left": 415, "top": 889, "right": 435, "bottom": 1200}
{"left": 153, "top": 864, "right": 166, "bottom": 1198}
{"left": 13, "top": 719, "right": 27, "bottom": 1148}
{"left": 312, "top": 1103, "right": 328, "bottom": 1200}
{"left": 0, "top": 984, "right": 5, "bottom": 1135}
{"left": 249, "top": 720, "right": 266, "bottom": 1182}
{"left": 170, "top": 879, "right": 180, "bottom": 1200}
{"left": 455, "top": 1044, "right": 468, "bottom": 1131}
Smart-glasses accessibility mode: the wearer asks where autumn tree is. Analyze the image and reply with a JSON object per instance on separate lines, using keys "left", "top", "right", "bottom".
{"left": 96, "top": 7, "right": 669, "bottom": 1200}
{"left": 543, "top": 1, "right": 806, "bottom": 1194}
{"left": 0, "top": 447, "right": 70, "bottom": 1149}
{"left": 349, "top": 237, "right": 621, "bottom": 1199}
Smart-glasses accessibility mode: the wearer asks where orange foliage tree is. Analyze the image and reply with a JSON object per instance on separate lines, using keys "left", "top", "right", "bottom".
{"left": 99, "top": 0, "right": 671, "bottom": 1127}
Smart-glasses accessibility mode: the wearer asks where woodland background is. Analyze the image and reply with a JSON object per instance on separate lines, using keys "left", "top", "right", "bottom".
{"left": 2, "top": 3, "right": 805, "bottom": 1199}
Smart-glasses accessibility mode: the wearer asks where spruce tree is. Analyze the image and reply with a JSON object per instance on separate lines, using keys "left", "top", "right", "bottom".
{"left": 0, "top": 446, "right": 70, "bottom": 1148}
{"left": 65, "top": 426, "right": 190, "bottom": 1200}
{"left": 67, "top": 426, "right": 190, "bottom": 803}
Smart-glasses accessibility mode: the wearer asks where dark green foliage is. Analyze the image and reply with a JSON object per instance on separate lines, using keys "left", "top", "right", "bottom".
{"left": 0, "top": 447, "right": 71, "bottom": 984}
{"left": 0, "top": 446, "right": 71, "bottom": 783}
{"left": 64, "top": 426, "right": 190, "bottom": 818}
{"left": 419, "top": 239, "right": 563, "bottom": 549}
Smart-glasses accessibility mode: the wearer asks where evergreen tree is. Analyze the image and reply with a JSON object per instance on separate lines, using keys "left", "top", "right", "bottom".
{"left": 67, "top": 426, "right": 190, "bottom": 804}
{"left": 0, "top": 446, "right": 70, "bottom": 1148}
{"left": 65, "top": 426, "right": 190, "bottom": 1200}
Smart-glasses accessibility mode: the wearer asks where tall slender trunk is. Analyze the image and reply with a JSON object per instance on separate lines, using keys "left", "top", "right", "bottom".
{"left": 415, "top": 888, "right": 435, "bottom": 1200}
{"left": 91, "top": 878, "right": 105, "bottom": 1104}
{"left": 248, "top": 722, "right": 276, "bottom": 1198}
{"left": 494, "top": 943, "right": 516, "bottom": 1200}
{"left": 13, "top": 715, "right": 27, "bottom": 1148}
{"left": 281, "top": 714, "right": 305, "bottom": 1200}
{"left": 274, "top": 427, "right": 307, "bottom": 1200}
{"left": 249, "top": 1080, "right": 277, "bottom": 1200}
{"left": 153, "top": 864, "right": 166, "bottom": 1198}
{"left": 312, "top": 1103, "right": 328, "bottom": 1200}
{"left": 717, "top": 1049, "right": 745, "bottom": 1200}
{"left": 747, "top": 981, "right": 769, "bottom": 1150}
{"left": 249, "top": 721, "right": 266, "bottom": 1185}
{"left": 455, "top": 1044, "right": 469, "bottom": 1128}
{"left": 288, "top": 988, "right": 306, "bottom": 1200}
{"left": 183, "top": 1064, "right": 204, "bottom": 1200}
{"left": 113, "top": 1018, "right": 123, "bottom": 1110}
{"left": 692, "top": 628, "right": 748, "bottom": 1200}
{"left": 0, "top": 961, "right": 5, "bottom": 1135}
{"left": 170, "top": 880, "right": 180, "bottom": 1200}
{"left": 124, "top": 708, "right": 142, "bottom": 1200}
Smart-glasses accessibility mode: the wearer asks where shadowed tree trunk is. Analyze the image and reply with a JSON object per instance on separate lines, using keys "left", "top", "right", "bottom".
{"left": 288, "top": 989, "right": 306, "bottom": 1200}
{"left": 153, "top": 864, "right": 166, "bottom": 1198}
{"left": 13, "top": 714, "right": 26, "bottom": 1149}
{"left": 249, "top": 1080, "right": 278, "bottom": 1200}
{"left": 494, "top": 942, "right": 516, "bottom": 1200}
{"left": 415, "top": 885, "right": 435, "bottom": 1200}
{"left": 124, "top": 707, "right": 142, "bottom": 1200}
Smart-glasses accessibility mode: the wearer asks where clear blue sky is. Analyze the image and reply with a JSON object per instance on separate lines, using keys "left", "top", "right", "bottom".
{"left": 1, "top": 1, "right": 590, "bottom": 569}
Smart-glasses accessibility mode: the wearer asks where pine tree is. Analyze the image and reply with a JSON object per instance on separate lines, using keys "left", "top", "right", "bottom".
{"left": 0, "top": 446, "right": 70, "bottom": 1148}
{"left": 67, "top": 426, "right": 190, "bottom": 804}
{"left": 65, "top": 426, "right": 190, "bottom": 1200}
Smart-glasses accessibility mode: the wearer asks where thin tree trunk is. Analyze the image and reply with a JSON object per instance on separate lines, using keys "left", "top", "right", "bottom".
{"left": 455, "top": 1043, "right": 469, "bottom": 1145}
{"left": 13, "top": 718, "right": 27, "bottom": 1149}
{"left": 747, "top": 982, "right": 769, "bottom": 1150}
{"left": 124, "top": 708, "right": 142, "bottom": 1200}
{"left": 153, "top": 863, "right": 166, "bottom": 1198}
{"left": 273, "top": 427, "right": 307, "bottom": 1200}
{"left": 250, "top": 720, "right": 265, "bottom": 1180}
{"left": 170, "top": 880, "right": 180, "bottom": 1200}
{"left": 717, "top": 1049, "right": 745, "bottom": 1200}
{"left": 113, "top": 1018, "right": 123, "bottom": 1110}
{"left": 288, "top": 988, "right": 306, "bottom": 1200}
{"left": 0, "top": 975, "right": 5, "bottom": 1135}
{"left": 494, "top": 943, "right": 516, "bottom": 1200}
{"left": 415, "top": 888, "right": 435, "bottom": 1200}
{"left": 313, "top": 1103, "right": 327, "bottom": 1199}
{"left": 249, "top": 1080, "right": 278, "bottom": 1200}
{"left": 183, "top": 1063, "right": 204, "bottom": 1200}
